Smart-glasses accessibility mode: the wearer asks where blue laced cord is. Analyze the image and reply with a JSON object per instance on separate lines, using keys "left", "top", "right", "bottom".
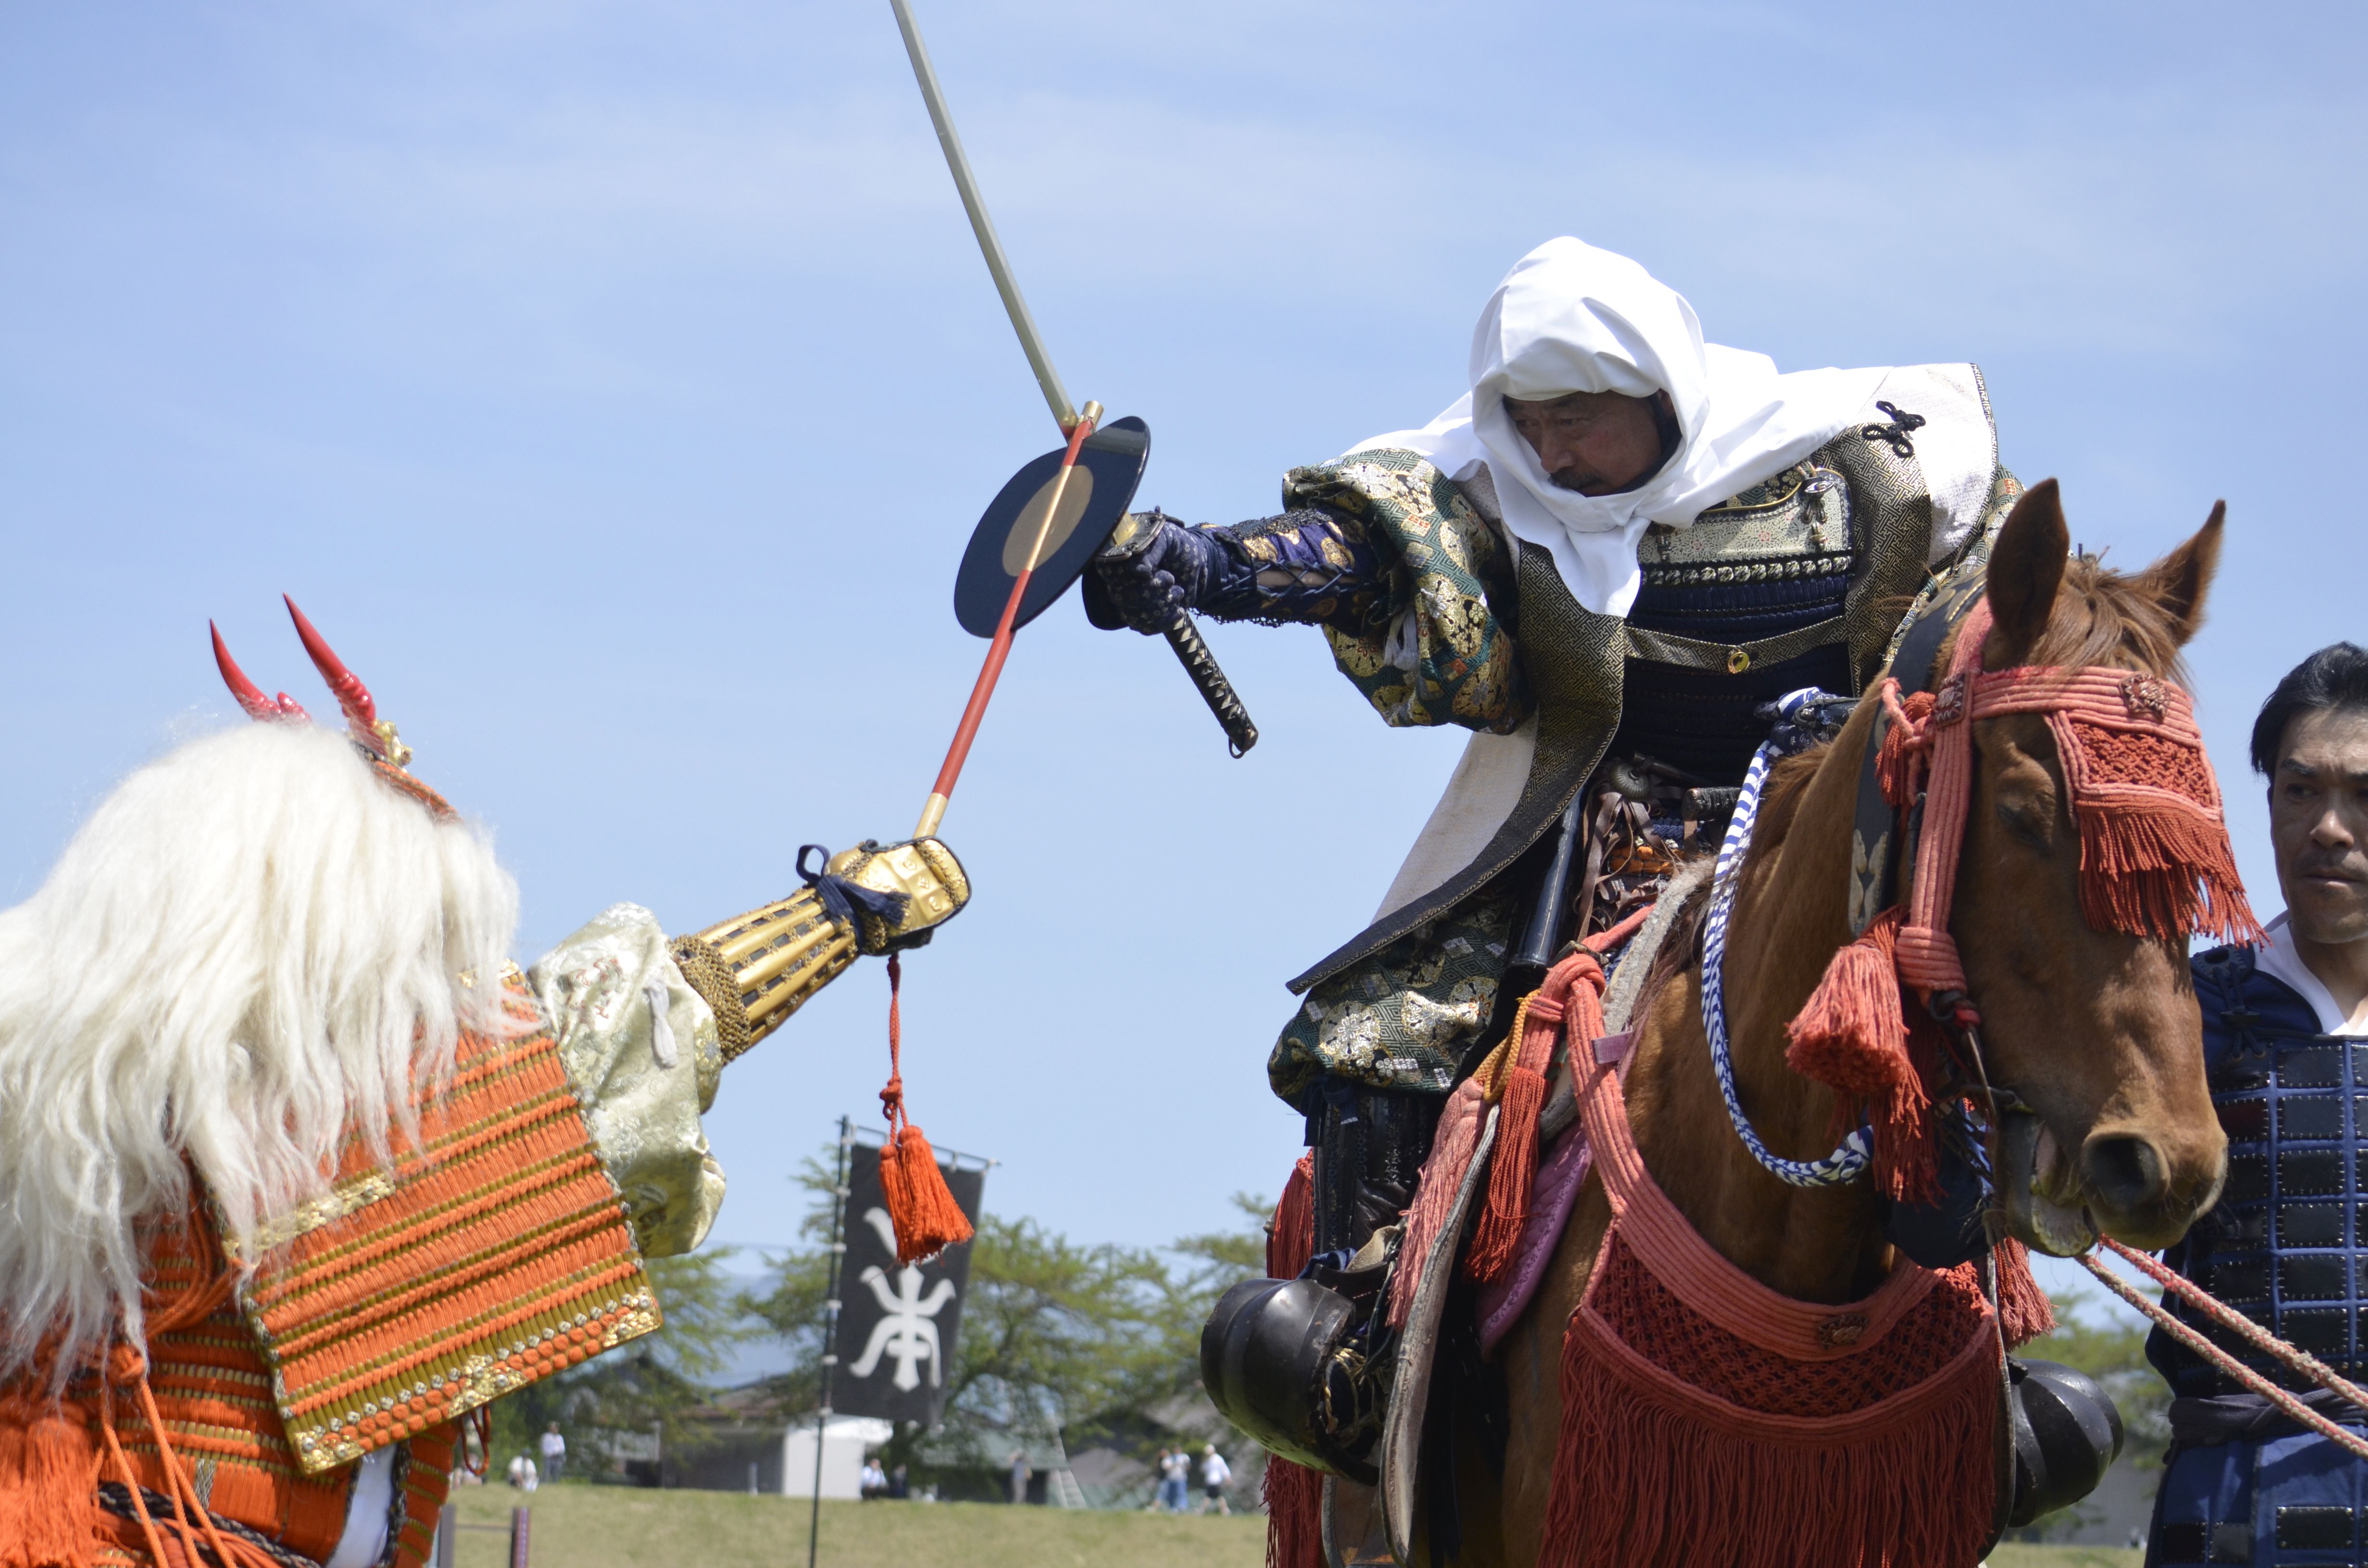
{"left": 1699, "top": 687, "right": 1874, "bottom": 1188}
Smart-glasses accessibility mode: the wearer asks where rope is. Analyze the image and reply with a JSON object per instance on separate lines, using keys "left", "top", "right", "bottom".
{"left": 1700, "top": 686, "right": 1874, "bottom": 1187}
{"left": 2077, "top": 1242, "right": 2368, "bottom": 1463}
{"left": 879, "top": 953, "right": 907, "bottom": 1137}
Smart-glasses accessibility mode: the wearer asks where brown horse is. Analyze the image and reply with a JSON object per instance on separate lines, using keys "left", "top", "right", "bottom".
{"left": 1460, "top": 481, "right": 2232, "bottom": 1565}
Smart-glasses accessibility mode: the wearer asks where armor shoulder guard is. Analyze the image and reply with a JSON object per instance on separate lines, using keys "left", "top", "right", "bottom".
{"left": 2193, "top": 943, "right": 2325, "bottom": 1072}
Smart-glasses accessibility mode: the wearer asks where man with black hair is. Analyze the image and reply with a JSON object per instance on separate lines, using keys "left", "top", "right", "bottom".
{"left": 2147, "top": 642, "right": 2368, "bottom": 1567}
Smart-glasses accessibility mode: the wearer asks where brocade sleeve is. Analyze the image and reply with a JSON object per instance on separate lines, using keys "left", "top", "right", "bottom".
{"left": 529, "top": 904, "right": 728, "bottom": 1260}
{"left": 1271, "top": 453, "right": 1531, "bottom": 735}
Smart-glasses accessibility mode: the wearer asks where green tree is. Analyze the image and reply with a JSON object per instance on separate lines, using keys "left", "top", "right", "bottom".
{"left": 744, "top": 1150, "right": 1276, "bottom": 1487}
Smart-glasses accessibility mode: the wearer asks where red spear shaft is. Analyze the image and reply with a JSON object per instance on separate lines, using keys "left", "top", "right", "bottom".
{"left": 913, "top": 400, "right": 1099, "bottom": 838}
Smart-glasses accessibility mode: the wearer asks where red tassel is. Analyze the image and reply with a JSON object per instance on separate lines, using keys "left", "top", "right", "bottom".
{"left": 0, "top": 1388, "right": 100, "bottom": 1568}
{"left": 1993, "top": 1237, "right": 2056, "bottom": 1348}
{"left": 1468, "top": 958, "right": 1601, "bottom": 1286}
{"left": 1466, "top": 1065, "right": 1546, "bottom": 1284}
{"left": 1875, "top": 686, "right": 1936, "bottom": 813}
{"left": 1263, "top": 1455, "right": 1325, "bottom": 1568}
{"left": 875, "top": 955, "right": 974, "bottom": 1266}
{"left": 878, "top": 1127, "right": 972, "bottom": 1266}
{"left": 1388, "top": 1078, "right": 1484, "bottom": 1327}
{"left": 1538, "top": 1298, "right": 1997, "bottom": 1568}
{"left": 1267, "top": 1156, "right": 1314, "bottom": 1281}
{"left": 1784, "top": 909, "right": 1937, "bottom": 1204}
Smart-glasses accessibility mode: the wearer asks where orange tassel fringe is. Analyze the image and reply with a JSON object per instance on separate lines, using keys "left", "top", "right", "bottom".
{"left": 1467, "top": 1062, "right": 1547, "bottom": 1283}
{"left": 1784, "top": 909, "right": 1938, "bottom": 1204}
{"left": 1263, "top": 1455, "right": 1325, "bottom": 1568}
{"left": 1387, "top": 1077, "right": 1484, "bottom": 1326}
{"left": 1267, "top": 1155, "right": 1314, "bottom": 1281}
{"left": 1540, "top": 1305, "right": 1998, "bottom": 1568}
{"left": 1994, "top": 1237, "right": 2057, "bottom": 1348}
{"left": 1263, "top": 1160, "right": 1323, "bottom": 1568}
{"left": 2075, "top": 803, "right": 2262, "bottom": 946}
{"left": 876, "top": 955, "right": 973, "bottom": 1266}
{"left": 0, "top": 1389, "right": 100, "bottom": 1568}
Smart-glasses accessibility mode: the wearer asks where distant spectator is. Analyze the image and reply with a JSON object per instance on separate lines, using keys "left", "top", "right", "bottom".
{"left": 1198, "top": 1446, "right": 1231, "bottom": 1516}
{"left": 1146, "top": 1446, "right": 1172, "bottom": 1512}
{"left": 539, "top": 1422, "right": 566, "bottom": 1482}
{"left": 506, "top": 1452, "right": 538, "bottom": 1492}
{"left": 889, "top": 1463, "right": 910, "bottom": 1500}
{"left": 860, "top": 1458, "right": 888, "bottom": 1499}
{"left": 1008, "top": 1449, "right": 1032, "bottom": 1506}
{"left": 1159, "top": 1446, "right": 1190, "bottom": 1513}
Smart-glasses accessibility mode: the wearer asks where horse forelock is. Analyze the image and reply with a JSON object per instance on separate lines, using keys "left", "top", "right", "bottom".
{"left": 2017, "top": 553, "right": 2191, "bottom": 683}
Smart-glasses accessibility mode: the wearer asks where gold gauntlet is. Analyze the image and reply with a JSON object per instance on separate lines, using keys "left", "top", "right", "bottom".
{"left": 669, "top": 838, "right": 970, "bottom": 1062}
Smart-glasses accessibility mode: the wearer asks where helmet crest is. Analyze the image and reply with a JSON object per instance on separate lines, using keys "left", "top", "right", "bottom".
{"left": 209, "top": 600, "right": 412, "bottom": 768}
{"left": 210, "top": 622, "right": 310, "bottom": 723}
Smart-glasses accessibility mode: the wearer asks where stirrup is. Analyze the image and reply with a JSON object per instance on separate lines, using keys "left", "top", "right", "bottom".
{"left": 1200, "top": 1228, "right": 1399, "bottom": 1482}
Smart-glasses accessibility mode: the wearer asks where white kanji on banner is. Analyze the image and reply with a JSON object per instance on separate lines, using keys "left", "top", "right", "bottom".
{"left": 847, "top": 1208, "right": 958, "bottom": 1390}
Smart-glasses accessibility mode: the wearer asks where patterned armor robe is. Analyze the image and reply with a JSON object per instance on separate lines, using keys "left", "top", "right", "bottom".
{"left": 2147, "top": 945, "right": 2368, "bottom": 1568}
{"left": 1157, "top": 368, "right": 2021, "bottom": 1254}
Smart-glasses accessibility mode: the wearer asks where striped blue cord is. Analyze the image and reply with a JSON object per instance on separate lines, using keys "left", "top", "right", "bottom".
{"left": 1699, "top": 687, "right": 1873, "bottom": 1188}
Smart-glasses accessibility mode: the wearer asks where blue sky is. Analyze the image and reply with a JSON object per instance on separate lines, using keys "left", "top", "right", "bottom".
{"left": 3, "top": 3, "right": 2362, "bottom": 1306}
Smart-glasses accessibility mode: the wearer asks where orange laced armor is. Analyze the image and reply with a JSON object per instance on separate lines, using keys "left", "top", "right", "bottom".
{"left": 0, "top": 981, "right": 656, "bottom": 1568}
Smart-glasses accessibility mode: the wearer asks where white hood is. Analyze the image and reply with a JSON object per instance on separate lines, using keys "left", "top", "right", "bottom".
{"left": 1352, "top": 237, "right": 1890, "bottom": 615}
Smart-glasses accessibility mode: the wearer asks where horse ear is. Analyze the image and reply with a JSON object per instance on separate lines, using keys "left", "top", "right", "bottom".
{"left": 1983, "top": 478, "right": 2069, "bottom": 669}
{"left": 2129, "top": 501, "right": 2224, "bottom": 649}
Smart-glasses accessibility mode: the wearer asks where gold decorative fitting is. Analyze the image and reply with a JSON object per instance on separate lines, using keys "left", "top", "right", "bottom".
{"left": 672, "top": 891, "right": 855, "bottom": 1063}
{"left": 667, "top": 835, "right": 971, "bottom": 1064}
{"left": 1817, "top": 1313, "right": 1869, "bottom": 1349}
{"left": 2121, "top": 674, "right": 2171, "bottom": 722}
{"left": 371, "top": 718, "right": 413, "bottom": 768}
{"left": 1726, "top": 647, "right": 1751, "bottom": 675}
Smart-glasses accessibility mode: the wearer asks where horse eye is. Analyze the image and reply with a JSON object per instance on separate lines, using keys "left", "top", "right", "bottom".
{"left": 1996, "top": 797, "right": 2054, "bottom": 850}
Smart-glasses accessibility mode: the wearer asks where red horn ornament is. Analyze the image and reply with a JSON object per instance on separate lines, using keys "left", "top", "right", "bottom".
{"left": 284, "top": 595, "right": 397, "bottom": 761}
{"left": 210, "top": 621, "right": 310, "bottom": 722}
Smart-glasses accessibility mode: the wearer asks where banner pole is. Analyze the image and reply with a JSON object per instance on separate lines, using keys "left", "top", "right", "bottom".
{"left": 811, "top": 1116, "right": 851, "bottom": 1568}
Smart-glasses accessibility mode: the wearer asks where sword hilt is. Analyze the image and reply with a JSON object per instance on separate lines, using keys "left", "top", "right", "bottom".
{"left": 1163, "top": 611, "right": 1258, "bottom": 758}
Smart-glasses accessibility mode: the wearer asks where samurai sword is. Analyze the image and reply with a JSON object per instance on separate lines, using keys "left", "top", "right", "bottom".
{"left": 888, "top": 0, "right": 1257, "bottom": 830}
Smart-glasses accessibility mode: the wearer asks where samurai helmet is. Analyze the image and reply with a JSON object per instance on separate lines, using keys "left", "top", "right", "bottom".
{"left": 210, "top": 598, "right": 452, "bottom": 815}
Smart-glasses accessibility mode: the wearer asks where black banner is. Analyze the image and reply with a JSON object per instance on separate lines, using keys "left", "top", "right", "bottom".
{"left": 829, "top": 1147, "right": 985, "bottom": 1426}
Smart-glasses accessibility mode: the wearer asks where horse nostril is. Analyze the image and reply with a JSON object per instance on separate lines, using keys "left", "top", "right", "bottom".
{"left": 2082, "top": 1134, "right": 2168, "bottom": 1214}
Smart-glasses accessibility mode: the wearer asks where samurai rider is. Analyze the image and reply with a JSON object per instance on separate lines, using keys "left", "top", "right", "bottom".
{"left": 0, "top": 606, "right": 968, "bottom": 1568}
{"left": 2147, "top": 643, "right": 2368, "bottom": 1568}
{"left": 1090, "top": 237, "right": 2022, "bottom": 1415}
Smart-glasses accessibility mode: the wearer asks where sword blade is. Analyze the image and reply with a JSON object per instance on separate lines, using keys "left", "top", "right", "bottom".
{"left": 887, "top": 0, "right": 1079, "bottom": 432}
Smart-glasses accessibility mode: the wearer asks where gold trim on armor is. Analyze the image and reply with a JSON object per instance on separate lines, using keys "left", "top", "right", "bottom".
{"left": 1621, "top": 615, "right": 1850, "bottom": 674}
{"left": 672, "top": 892, "right": 854, "bottom": 1063}
{"left": 670, "top": 837, "right": 971, "bottom": 1061}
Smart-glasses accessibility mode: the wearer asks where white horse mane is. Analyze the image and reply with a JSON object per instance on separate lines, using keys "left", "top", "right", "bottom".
{"left": 0, "top": 722, "right": 520, "bottom": 1375}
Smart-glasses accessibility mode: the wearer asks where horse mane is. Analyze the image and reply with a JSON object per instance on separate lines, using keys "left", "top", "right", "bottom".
{"left": 2018, "top": 552, "right": 2191, "bottom": 682}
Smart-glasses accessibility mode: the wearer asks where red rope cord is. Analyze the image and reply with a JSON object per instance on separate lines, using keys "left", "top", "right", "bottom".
{"left": 2077, "top": 1244, "right": 2368, "bottom": 1462}
{"left": 2098, "top": 1237, "right": 2368, "bottom": 1409}
{"left": 879, "top": 952, "right": 907, "bottom": 1137}
{"left": 97, "top": 1353, "right": 176, "bottom": 1568}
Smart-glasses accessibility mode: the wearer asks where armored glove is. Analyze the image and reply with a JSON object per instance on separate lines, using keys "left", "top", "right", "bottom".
{"left": 1083, "top": 509, "right": 1249, "bottom": 633}
{"left": 670, "top": 837, "right": 970, "bottom": 1063}
{"left": 1085, "top": 506, "right": 1389, "bottom": 634}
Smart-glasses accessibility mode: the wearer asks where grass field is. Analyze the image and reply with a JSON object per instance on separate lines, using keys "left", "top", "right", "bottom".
{"left": 447, "top": 1485, "right": 2142, "bottom": 1567}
